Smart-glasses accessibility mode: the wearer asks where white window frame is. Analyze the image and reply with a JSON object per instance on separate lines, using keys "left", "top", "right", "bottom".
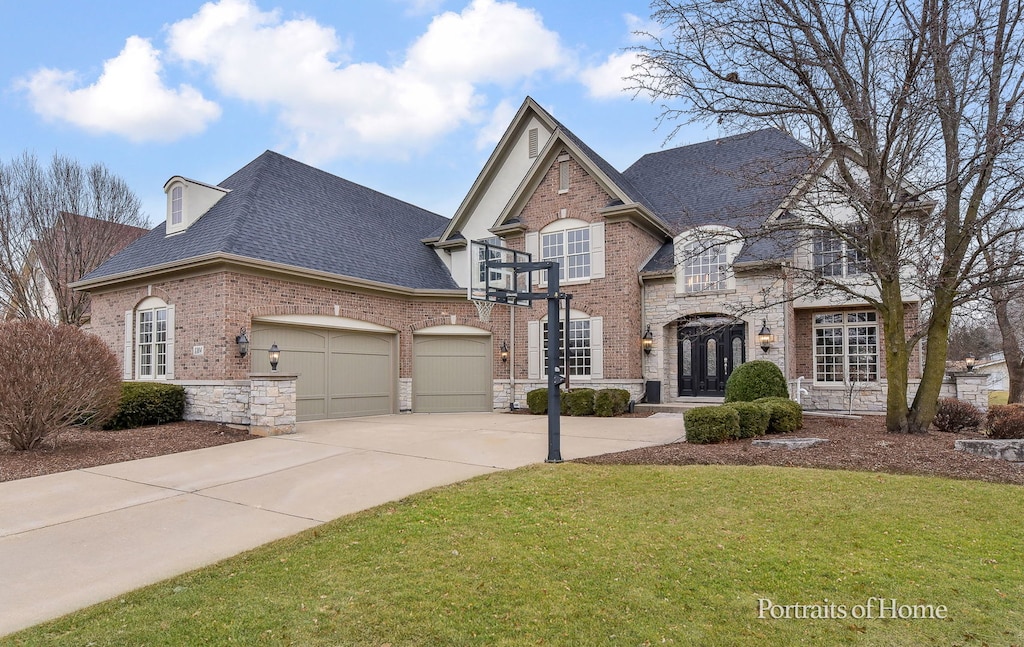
{"left": 813, "top": 228, "right": 867, "bottom": 277}
{"left": 526, "top": 219, "right": 604, "bottom": 286}
{"left": 542, "top": 225, "right": 590, "bottom": 283}
{"left": 527, "top": 311, "right": 603, "bottom": 380}
{"left": 543, "top": 318, "right": 592, "bottom": 378}
{"left": 674, "top": 226, "right": 741, "bottom": 294}
{"left": 127, "top": 297, "right": 175, "bottom": 380}
{"left": 813, "top": 311, "right": 878, "bottom": 383}
{"left": 170, "top": 185, "right": 183, "bottom": 226}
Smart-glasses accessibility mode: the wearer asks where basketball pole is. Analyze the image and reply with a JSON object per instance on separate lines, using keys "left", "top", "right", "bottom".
{"left": 545, "top": 265, "right": 563, "bottom": 463}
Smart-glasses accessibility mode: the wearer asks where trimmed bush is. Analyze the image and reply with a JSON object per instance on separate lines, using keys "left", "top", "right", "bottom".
{"left": 527, "top": 388, "right": 549, "bottom": 414}
{"left": 0, "top": 321, "right": 121, "bottom": 450}
{"left": 684, "top": 406, "right": 740, "bottom": 444}
{"left": 754, "top": 396, "right": 803, "bottom": 433}
{"left": 723, "top": 401, "right": 771, "bottom": 438}
{"left": 932, "top": 398, "right": 982, "bottom": 433}
{"left": 595, "top": 389, "right": 631, "bottom": 417}
{"left": 562, "top": 388, "right": 596, "bottom": 416}
{"left": 724, "top": 360, "right": 789, "bottom": 403}
{"left": 987, "top": 404, "right": 1024, "bottom": 439}
{"left": 104, "top": 382, "right": 186, "bottom": 430}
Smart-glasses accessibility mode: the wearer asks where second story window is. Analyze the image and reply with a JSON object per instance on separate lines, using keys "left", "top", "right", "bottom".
{"left": 542, "top": 226, "right": 590, "bottom": 282}
{"left": 682, "top": 240, "right": 727, "bottom": 292}
{"left": 170, "top": 185, "right": 183, "bottom": 226}
{"left": 814, "top": 228, "right": 867, "bottom": 277}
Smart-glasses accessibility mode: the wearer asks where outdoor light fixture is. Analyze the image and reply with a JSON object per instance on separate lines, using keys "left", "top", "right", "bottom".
{"left": 235, "top": 328, "right": 250, "bottom": 358}
{"left": 500, "top": 341, "right": 509, "bottom": 363}
{"left": 642, "top": 325, "right": 654, "bottom": 355}
{"left": 758, "top": 320, "right": 773, "bottom": 353}
{"left": 965, "top": 355, "right": 976, "bottom": 371}
{"left": 269, "top": 343, "right": 280, "bottom": 372}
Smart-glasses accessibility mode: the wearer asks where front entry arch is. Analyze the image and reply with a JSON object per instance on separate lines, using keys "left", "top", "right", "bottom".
{"left": 678, "top": 316, "right": 745, "bottom": 397}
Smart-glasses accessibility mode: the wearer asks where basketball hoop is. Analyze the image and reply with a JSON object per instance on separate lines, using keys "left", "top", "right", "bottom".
{"left": 474, "top": 299, "right": 494, "bottom": 322}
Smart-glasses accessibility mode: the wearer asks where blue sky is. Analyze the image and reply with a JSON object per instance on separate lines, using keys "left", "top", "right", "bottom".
{"left": 1, "top": 0, "right": 715, "bottom": 225}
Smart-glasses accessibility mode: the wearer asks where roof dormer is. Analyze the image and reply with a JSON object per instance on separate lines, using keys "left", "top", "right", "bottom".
{"left": 163, "top": 176, "right": 230, "bottom": 235}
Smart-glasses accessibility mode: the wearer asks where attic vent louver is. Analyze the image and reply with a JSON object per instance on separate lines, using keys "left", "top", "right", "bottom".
{"left": 528, "top": 128, "right": 539, "bottom": 158}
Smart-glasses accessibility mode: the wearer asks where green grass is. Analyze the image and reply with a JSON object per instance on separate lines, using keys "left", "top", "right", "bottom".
{"left": 990, "top": 390, "right": 1010, "bottom": 407}
{"left": 6, "top": 465, "right": 1024, "bottom": 646}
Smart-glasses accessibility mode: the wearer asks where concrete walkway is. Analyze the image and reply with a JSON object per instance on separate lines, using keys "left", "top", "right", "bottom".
{"left": 0, "top": 412, "right": 684, "bottom": 636}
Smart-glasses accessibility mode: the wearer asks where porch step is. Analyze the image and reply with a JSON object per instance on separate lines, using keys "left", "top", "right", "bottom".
{"left": 637, "top": 399, "right": 724, "bottom": 413}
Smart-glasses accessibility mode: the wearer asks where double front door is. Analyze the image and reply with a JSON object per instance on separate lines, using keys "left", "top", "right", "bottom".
{"left": 678, "top": 322, "right": 745, "bottom": 397}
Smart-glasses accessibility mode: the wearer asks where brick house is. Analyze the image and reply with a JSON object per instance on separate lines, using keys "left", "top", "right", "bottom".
{"left": 76, "top": 96, "right": 959, "bottom": 428}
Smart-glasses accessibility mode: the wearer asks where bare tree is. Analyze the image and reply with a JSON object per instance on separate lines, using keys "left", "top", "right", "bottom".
{"left": 632, "top": 0, "right": 1024, "bottom": 432}
{"left": 0, "top": 152, "right": 148, "bottom": 325}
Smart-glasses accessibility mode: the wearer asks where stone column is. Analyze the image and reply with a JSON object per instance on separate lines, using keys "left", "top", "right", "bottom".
{"left": 248, "top": 373, "right": 298, "bottom": 436}
{"left": 950, "top": 372, "right": 990, "bottom": 412}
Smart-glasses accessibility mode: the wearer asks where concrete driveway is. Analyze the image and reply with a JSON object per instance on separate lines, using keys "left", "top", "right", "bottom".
{"left": 0, "top": 412, "right": 683, "bottom": 636}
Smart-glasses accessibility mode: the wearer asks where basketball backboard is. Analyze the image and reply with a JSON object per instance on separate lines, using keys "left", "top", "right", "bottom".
{"left": 469, "top": 239, "right": 533, "bottom": 307}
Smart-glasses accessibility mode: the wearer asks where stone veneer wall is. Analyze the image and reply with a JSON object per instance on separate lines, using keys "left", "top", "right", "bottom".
{"left": 791, "top": 373, "right": 989, "bottom": 413}
{"left": 175, "top": 374, "right": 298, "bottom": 435}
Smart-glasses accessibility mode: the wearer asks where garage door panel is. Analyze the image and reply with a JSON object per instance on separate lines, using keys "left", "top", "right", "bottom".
{"left": 414, "top": 335, "right": 491, "bottom": 413}
{"left": 252, "top": 323, "right": 394, "bottom": 421}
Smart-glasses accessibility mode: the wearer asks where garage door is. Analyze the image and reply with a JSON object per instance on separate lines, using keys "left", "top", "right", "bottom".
{"left": 252, "top": 324, "right": 395, "bottom": 421}
{"left": 413, "top": 335, "right": 492, "bottom": 413}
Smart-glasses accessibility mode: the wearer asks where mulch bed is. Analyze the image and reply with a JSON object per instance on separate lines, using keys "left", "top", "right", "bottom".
{"left": 580, "top": 414, "right": 1024, "bottom": 486}
{"left": 0, "top": 422, "right": 252, "bottom": 482}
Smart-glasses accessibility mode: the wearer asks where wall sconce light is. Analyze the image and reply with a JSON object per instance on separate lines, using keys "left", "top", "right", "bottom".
{"left": 642, "top": 324, "right": 654, "bottom": 355}
{"left": 500, "top": 341, "right": 509, "bottom": 363}
{"left": 269, "top": 342, "right": 280, "bottom": 372}
{"left": 965, "top": 355, "right": 976, "bottom": 371}
{"left": 758, "top": 320, "right": 773, "bottom": 353}
{"left": 235, "top": 328, "right": 249, "bottom": 357}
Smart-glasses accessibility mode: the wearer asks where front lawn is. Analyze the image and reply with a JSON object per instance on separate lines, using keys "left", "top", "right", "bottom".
{"left": 7, "top": 464, "right": 1024, "bottom": 646}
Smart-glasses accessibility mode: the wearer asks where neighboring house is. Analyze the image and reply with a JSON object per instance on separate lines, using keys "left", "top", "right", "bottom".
{"left": 976, "top": 353, "right": 1009, "bottom": 392}
{"left": 6, "top": 212, "right": 147, "bottom": 325}
{"left": 75, "top": 96, "right": 935, "bottom": 425}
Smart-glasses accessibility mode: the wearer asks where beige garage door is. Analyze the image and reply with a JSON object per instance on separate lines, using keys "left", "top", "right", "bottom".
{"left": 413, "top": 335, "right": 492, "bottom": 413}
{"left": 252, "top": 324, "right": 395, "bottom": 421}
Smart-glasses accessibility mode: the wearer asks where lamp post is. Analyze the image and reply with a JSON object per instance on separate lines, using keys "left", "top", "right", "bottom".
{"left": 965, "top": 355, "right": 976, "bottom": 371}
{"left": 642, "top": 324, "right": 653, "bottom": 355}
{"left": 758, "top": 320, "right": 773, "bottom": 353}
{"left": 269, "top": 343, "right": 280, "bottom": 372}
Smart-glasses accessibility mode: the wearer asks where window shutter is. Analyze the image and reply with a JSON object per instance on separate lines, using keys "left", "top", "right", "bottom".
{"left": 123, "top": 311, "right": 133, "bottom": 380}
{"left": 525, "top": 232, "right": 540, "bottom": 286}
{"left": 528, "top": 320, "right": 540, "bottom": 379}
{"left": 165, "top": 305, "right": 176, "bottom": 380}
{"left": 590, "top": 316, "right": 604, "bottom": 379}
{"left": 590, "top": 221, "right": 605, "bottom": 279}
{"left": 528, "top": 128, "right": 539, "bottom": 158}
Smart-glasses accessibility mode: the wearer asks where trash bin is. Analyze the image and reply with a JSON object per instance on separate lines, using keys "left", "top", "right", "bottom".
{"left": 645, "top": 380, "right": 662, "bottom": 404}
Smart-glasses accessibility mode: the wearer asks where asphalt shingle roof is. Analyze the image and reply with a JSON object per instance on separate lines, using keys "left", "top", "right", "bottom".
{"left": 624, "top": 128, "right": 814, "bottom": 272}
{"left": 82, "top": 151, "right": 459, "bottom": 291}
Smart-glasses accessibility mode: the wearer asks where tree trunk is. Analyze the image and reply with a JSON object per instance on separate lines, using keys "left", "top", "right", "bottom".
{"left": 879, "top": 282, "right": 910, "bottom": 432}
{"left": 993, "top": 290, "right": 1024, "bottom": 403}
{"left": 909, "top": 293, "right": 954, "bottom": 432}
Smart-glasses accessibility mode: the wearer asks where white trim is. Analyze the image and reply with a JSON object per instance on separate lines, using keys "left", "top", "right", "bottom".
{"left": 252, "top": 314, "right": 397, "bottom": 333}
{"left": 413, "top": 324, "right": 491, "bottom": 336}
{"left": 123, "top": 311, "right": 133, "bottom": 380}
{"left": 528, "top": 320, "right": 540, "bottom": 379}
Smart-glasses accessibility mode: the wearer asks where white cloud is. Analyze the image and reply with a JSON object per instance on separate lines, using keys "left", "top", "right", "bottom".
{"left": 166, "top": 0, "right": 568, "bottom": 161}
{"left": 579, "top": 50, "right": 640, "bottom": 100}
{"left": 475, "top": 98, "right": 518, "bottom": 149}
{"left": 17, "top": 36, "right": 221, "bottom": 142}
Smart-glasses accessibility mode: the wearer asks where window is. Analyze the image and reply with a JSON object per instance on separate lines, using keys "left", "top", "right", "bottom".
{"left": 170, "top": 185, "right": 183, "bottom": 226}
{"left": 814, "top": 311, "right": 878, "bottom": 382}
{"left": 813, "top": 229, "right": 867, "bottom": 277}
{"left": 542, "top": 227, "right": 590, "bottom": 282}
{"left": 137, "top": 305, "right": 169, "bottom": 378}
{"left": 475, "top": 236, "right": 504, "bottom": 286}
{"left": 682, "top": 240, "right": 727, "bottom": 292}
{"left": 558, "top": 160, "right": 569, "bottom": 193}
{"left": 542, "top": 319, "right": 592, "bottom": 377}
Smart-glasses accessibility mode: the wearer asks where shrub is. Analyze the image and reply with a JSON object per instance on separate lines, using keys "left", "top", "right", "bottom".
{"left": 724, "top": 360, "right": 789, "bottom": 403}
{"left": 723, "top": 401, "right": 771, "bottom": 438}
{"left": 754, "top": 396, "right": 803, "bottom": 433}
{"left": 0, "top": 321, "right": 121, "bottom": 450}
{"left": 986, "top": 404, "right": 1024, "bottom": 439}
{"left": 932, "top": 398, "right": 982, "bottom": 433}
{"left": 526, "top": 388, "right": 549, "bottom": 414}
{"left": 595, "top": 389, "right": 631, "bottom": 417}
{"left": 562, "top": 388, "right": 596, "bottom": 416}
{"left": 104, "top": 382, "right": 186, "bottom": 430}
{"left": 684, "top": 406, "right": 740, "bottom": 444}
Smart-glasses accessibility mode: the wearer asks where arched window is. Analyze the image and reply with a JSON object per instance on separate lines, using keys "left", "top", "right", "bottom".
{"left": 526, "top": 218, "right": 605, "bottom": 285}
{"left": 126, "top": 297, "right": 175, "bottom": 380}
{"left": 674, "top": 226, "right": 743, "bottom": 294}
{"left": 170, "top": 185, "right": 183, "bottom": 226}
